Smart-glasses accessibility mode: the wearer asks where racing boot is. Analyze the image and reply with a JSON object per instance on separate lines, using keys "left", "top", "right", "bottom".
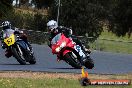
{"left": 57, "top": 55, "right": 61, "bottom": 62}
{"left": 84, "top": 48, "right": 91, "bottom": 54}
{"left": 82, "top": 45, "right": 91, "bottom": 54}
{"left": 5, "top": 49, "right": 12, "bottom": 58}
{"left": 2, "top": 44, "right": 6, "bottom": 49}
{"left": 1, "top": 43, "right": 7, "bottom": 49}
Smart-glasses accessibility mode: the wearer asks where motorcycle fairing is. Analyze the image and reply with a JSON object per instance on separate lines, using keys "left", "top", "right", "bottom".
{"left": 51, "top": 33, "right": 74, "bottom": 55}
{"left": 74, "top": 45, "right": 86, "bottom": 58}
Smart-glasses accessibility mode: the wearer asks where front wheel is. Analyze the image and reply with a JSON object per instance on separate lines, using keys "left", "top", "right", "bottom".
{"left": 64, "top": 52, "right": 82, "bottom": 69}
{"left": 11, "top": 45, "right": 26, "bottom": 65}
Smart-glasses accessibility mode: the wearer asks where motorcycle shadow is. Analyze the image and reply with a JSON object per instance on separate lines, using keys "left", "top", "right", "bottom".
{"left": 50, "top": 67, "right": 82, "bottom": 69}
{"left": 0, "top": 63, "right": 31, "bottom": 65}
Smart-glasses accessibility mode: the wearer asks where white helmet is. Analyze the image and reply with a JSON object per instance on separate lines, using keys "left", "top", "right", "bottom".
{"left": 47, "top": 20, "right": 58, "bottom": 31}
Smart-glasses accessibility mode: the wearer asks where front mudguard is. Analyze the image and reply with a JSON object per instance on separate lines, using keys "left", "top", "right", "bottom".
{"left": 15, "top": 40, "right": 29, "bottom": 50}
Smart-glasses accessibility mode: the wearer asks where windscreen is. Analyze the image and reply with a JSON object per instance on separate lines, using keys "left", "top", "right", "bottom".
{"left": 3, "top": 29, "right": 14, "bottom": 38}
{"left": 51, "top": 33, "right": 61, "bottom": 44}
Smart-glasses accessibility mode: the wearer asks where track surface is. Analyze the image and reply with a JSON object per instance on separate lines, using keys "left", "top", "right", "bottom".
{"left": 0, "top": 44, "right": 132, "bottom": 74}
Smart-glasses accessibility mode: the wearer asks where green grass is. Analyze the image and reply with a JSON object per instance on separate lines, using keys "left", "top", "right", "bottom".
{"left": 88, "top": 30, "right": 132, "bottom": 54}
{"left": 89, "top": 40, "right": 132, "bottom": 54}
{"left": 99, "top": 30, "right": 132, "bottom": 42}
{"left": 0, "top": 77, "right": 131, "bottom": 88}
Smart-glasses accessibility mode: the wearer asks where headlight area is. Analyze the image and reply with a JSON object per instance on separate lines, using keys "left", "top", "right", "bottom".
{"left": 55, "top": 42, "right": 66, "bottom": 52}
{"left": 55, "top": 47, "right": 61, "bottom": 52}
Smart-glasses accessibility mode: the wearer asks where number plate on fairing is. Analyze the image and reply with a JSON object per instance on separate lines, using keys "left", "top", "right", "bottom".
{"left": 4, "top": 34, "right": 15, "bottom": 46}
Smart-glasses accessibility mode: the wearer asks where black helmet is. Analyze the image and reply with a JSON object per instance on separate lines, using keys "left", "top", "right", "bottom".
{"left": 2, "top": 21, "right": 11, "bottom": 29}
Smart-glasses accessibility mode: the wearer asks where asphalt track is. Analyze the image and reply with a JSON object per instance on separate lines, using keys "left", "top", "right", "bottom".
{"left": 0, "top": 44, "right": 132, "bottom": 74}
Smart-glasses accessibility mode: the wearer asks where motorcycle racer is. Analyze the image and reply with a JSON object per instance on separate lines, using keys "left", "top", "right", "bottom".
{"left": 48, "top": 20, "right": 94, "bottom": 69}
{"left": 0, "top": 21, "right": 32, "bottom": 58}
{"left": 47, "top": 20, "right": 91, "bottom": 54}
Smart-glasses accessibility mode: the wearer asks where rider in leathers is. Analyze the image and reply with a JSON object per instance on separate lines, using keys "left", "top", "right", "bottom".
{"left": 0, "top": 21, "right": 32, "bottom": 58}
{"left": 47, "top": 20, "right": 91, "bottom": 61}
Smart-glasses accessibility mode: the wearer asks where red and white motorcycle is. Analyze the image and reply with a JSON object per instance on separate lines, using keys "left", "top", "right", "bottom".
{"left": 51, "top": 33, "right": 94, "bottom": 69}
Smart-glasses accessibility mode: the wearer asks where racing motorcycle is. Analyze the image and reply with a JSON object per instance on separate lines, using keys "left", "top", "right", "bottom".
{"left": 51, "top": 33, "right": 94, "bottom": 69}
{"left": 3, "top": 31, "right": 36, "bottom": 65}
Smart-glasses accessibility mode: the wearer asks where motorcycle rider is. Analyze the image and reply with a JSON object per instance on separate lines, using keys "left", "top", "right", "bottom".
{"left": 0, "top": 21, "right": 33, "bottom": 58}
{"left": 47, "top": 20, "right": 91, "bottom": 56}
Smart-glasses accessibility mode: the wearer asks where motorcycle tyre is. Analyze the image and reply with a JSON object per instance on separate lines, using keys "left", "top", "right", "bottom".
{"left": 29, "top": 54, "right": 36, "bottom": 64}
{"left": 12, "top": 47, "right": 26, "bottom": 65}
{"left": 64, "top": 52, "right": 82, "bottom": 69}
{"left": 84, "top": 57, "right": 94, "bottom": 69}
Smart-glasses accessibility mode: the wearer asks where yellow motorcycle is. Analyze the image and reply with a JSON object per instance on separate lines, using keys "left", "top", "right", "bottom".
{"left": 3, "top": 31, "right": 36, "bottom": 65}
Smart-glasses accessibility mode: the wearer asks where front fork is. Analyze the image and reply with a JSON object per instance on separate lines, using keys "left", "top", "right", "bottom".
{"left": 15, "top": 44, "right": 25, "bottom": 60}
{"left": 17, "top": 44, "right": 23, "bottom": 56}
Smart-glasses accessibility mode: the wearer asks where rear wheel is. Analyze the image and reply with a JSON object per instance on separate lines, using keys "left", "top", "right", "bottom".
{"left": 29, "top": 60, "right": 36, "bottom": 64}
{"left": 23, "top": 49, "right": 36, "bottom": 64}
{"left": 64, "top": 52, "right": 82, "bottom": 69}
{"left": 29, "top": 54, "right": 36, "bottom": 64}
{"left": 84, "top": 57, "right": 94, "bottom": 69}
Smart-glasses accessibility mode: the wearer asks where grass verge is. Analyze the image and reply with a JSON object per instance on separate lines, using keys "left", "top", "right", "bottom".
{"left": 89, "top": 30, "right": 132, "bottom": 54}
{"left": 0, "top": 71, "right": 132, "bottom": 88}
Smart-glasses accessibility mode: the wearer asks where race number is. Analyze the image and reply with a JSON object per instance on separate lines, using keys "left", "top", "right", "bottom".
{"left": 75, "top": 45, "right": 81, "bottom": 52}
{"left": 74, "top": 45, "right": 86, "bottom": 58}
{"left": 4, "top": 34, "right": 15, "bottom": 46}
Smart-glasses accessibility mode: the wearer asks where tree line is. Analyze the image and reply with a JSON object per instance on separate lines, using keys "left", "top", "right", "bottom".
{"left": 0, "top": 0, "right": 131, "bottom": 38}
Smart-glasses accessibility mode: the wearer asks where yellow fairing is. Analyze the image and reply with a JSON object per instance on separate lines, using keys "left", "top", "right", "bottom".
{"left": 4, "top": 34, "right": 15, "bottom": 46}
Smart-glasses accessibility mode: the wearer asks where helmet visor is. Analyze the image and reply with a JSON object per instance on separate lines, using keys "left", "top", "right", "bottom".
{"left": 47, "top": 25, "right": 55, "bottom": 32}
